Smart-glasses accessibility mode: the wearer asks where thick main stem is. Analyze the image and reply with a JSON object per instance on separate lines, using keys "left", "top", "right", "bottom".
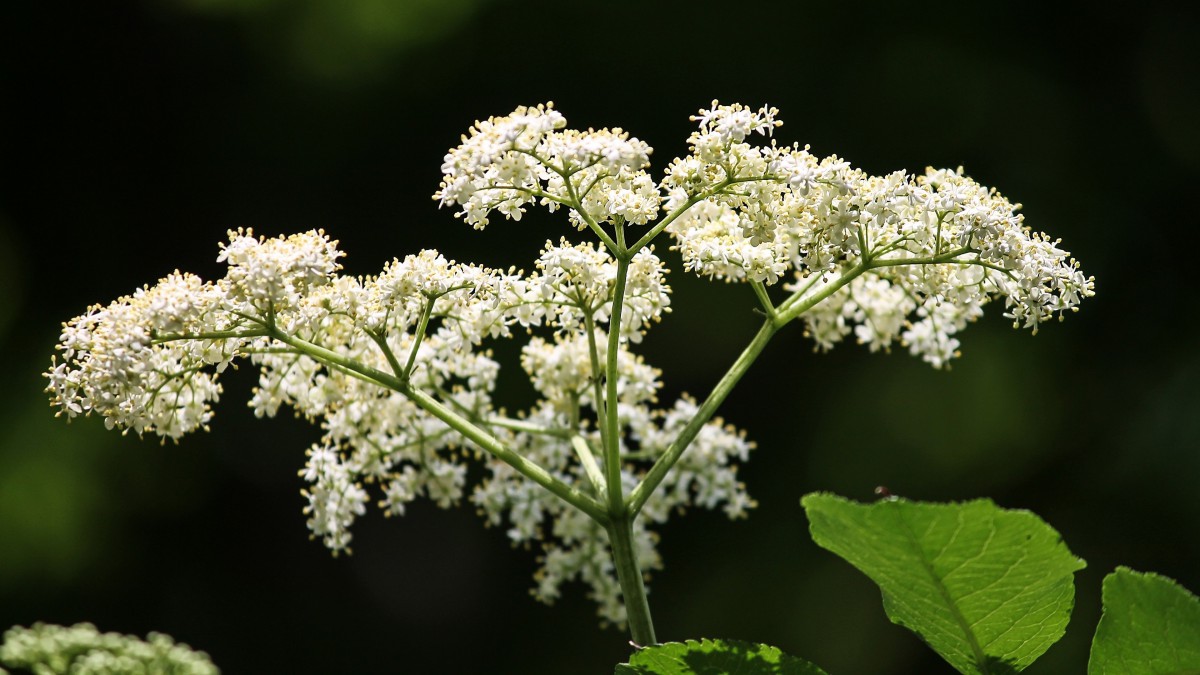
{"left": 606, "top": 515, "right": 656, "bottom": 646}
{"left": 598, "top": 223, "right": 659, "bottom": 645}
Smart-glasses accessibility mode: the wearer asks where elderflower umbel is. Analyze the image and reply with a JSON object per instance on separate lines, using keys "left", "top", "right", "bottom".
{"left": 436, "top": 102, "right": 658, "bottom": 230}
{"left": 47, "top": 100, "right": 1093, "bottom": 629}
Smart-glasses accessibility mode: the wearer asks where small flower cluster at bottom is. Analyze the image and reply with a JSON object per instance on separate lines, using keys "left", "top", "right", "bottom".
{"left": 0, "top": 623, "right": 218, "bottom": 675}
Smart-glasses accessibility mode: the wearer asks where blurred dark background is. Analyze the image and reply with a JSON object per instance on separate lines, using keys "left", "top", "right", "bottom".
{"left": 2, "top": 1, "right": 1198, "bottom": 673}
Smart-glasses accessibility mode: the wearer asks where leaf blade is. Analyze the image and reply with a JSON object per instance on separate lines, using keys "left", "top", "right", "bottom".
{"left": 614, "top": 638, "right": 827, "bottom": 675}
{"left": 1088, "top": 567, "right": 1200, "bottom": 675}
{"left": 802, "top": 493, "right": 1085, "bottom": 674}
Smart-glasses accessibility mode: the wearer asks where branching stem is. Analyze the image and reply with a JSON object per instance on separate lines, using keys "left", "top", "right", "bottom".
{"left": 264, "top": 325, "right": 609, "bottom": 523}
{"left": 404, "top": 295, "right": 438, "bottom": 379}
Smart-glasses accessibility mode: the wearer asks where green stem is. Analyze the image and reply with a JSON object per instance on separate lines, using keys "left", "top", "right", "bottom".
{"left": 627, "top": 318, "right": 778, "bottom": 515}
{"left": 618, "top": 275, "right": 862, "bottom": 631}
{"left": 563, "top": 170, "right": 619, "bottom": 252}
{"left": 571, "top": 435, "right": 607, "bottom": 495}
{"left": 773, "top": 250, "right": 997, "bottom": 326}
{"left": 630, "top": 256, "right": 966, "bottom": 515}
{"left": 268, "top": 327, "right": 405, "bottom": 391}
{"left": 151, "top": 328, "right": 270, "bottom": 344}
{"left": 597, "top": 225, "right": 660, "bottom": 646}
{"left": 365, "top": 329, "right": 405, "bottom": 380}
{"left": 775, "top": 263, "right": 868, "bottom": 325}
{"left": 404, "top": 295, "right": 437, "bottom": 378}
{"left": 403, "top": 387, "right": 609, "bottom": 523}
{"left": 865, "top": 246, "right": 972, "bottom": 269}
{"left": 604, "top": 229, "right": 631, "bottom": 511}
{"left": 870, "top": 250, "right": 1011, "bottom": 277}
{"left": 606, "top": 516, "right": 656, "bottom": 646}
{"left": 750, "top": 280, "right": 776, "bottom": 318}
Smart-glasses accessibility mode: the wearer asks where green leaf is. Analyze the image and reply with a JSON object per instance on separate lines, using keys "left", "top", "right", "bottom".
{"left": 614, "top": 639, "right": 827, "bottom": 675}
{"left": 802, "top": 493, "right": 1085, "bottom": 674}
{"left": 1088, "top": 567, "right": 1200, "bottom": 675}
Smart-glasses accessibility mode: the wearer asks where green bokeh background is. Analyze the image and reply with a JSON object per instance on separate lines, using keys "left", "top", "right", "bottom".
{"left": 2, "top": 1, "right": 1198, "bottom": 673}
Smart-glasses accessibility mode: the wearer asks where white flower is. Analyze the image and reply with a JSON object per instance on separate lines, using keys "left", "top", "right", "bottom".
{"left": 301, "top": 441, "right": 369, "bottom": 552}
{"left": 218, "top": 228, "right": 343, "bottom": 316}
{"left": 527, "top": 239, "right": 671, "bottom": 340}
{"left": 45, "top": 272, "right": 230, "bottom": 440}
{"left": 47, "top": 100, "right": 1095, "bottom": 626}
{"left": 435, "top": 103, "right": 658, "bottom": 232}
{"left": 520, "top": 329, "right": 661, "bottom": 410}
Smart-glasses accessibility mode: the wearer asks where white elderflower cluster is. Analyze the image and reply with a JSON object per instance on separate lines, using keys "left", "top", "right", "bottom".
{"left": 48, "top": 100, "right": 1094, "bottom": 635}
{"left": 435, "top": 103, "right": 658, "bottom": 230}
{"left": 0, "top": 622, "right": 217, "bottom": 675}
{"left": 45, "top": 229, "right": 347, "bottom": 442}
{"left": 436, "top": 100, "right": 1092, "bottom": 368}
{"left": 780, "top": 166, "right": 1092, "bottom": 365}
{"left": 658, "top": 102, "right": 1094, "bottom": 365}
{"left": 529, "top": 239, "right": 670, "bottom": 341}
{"left": 48, "top": 230, "right": 518, "bottom": 552}
{"left": 245, "top": 248, "right": 525, "bottom": 551}
{"left": 520, "top": 330, "right": 660, "bottom": 410}
{"left": 218, "top": 228, "right": 344, "bottom": 315}
{"left": 46, "top": 271, "right": 231, "bottom": 440}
